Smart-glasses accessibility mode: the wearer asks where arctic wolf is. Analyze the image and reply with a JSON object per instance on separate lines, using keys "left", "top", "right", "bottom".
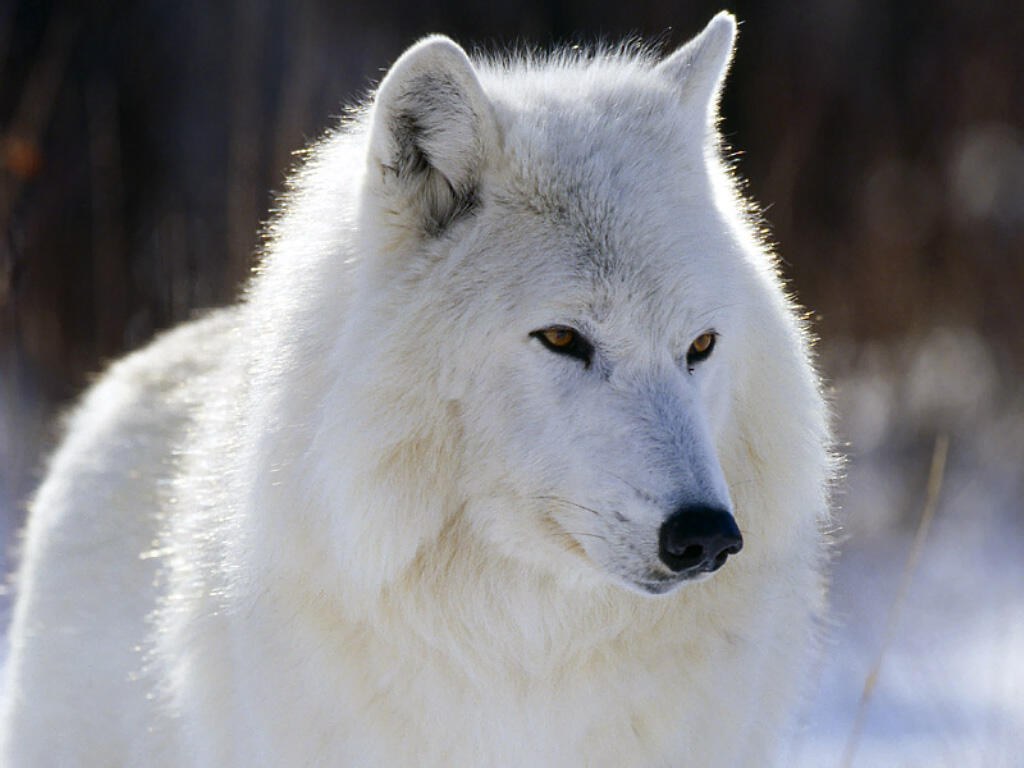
{"left": 1, "top": 12, "right": 832, "bottom": 767}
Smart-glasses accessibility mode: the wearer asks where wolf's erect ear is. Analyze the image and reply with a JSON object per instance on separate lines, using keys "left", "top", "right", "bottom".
{"left": 655, "top": 12, "right": 737, "bottom": 122}
{"left": 366, "top": 36, "right": 498, "bottom": 236}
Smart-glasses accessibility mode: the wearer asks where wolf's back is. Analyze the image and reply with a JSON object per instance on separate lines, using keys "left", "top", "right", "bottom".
{"left": 0, "top": 309, "right": 240, "bottom": 765}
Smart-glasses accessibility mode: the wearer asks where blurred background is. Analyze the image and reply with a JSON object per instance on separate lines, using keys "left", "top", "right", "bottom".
{"left": 1, "top": 1, "right": 1021, "bottom": 765}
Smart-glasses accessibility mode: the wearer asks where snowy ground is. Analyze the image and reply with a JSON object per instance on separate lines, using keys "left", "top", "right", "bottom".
{"left": 789, "top": 328, "right": 1024, "bottom": 767}
{"left": 1, "top": 327, "right": 1022, "bottom": 765}
{"left": 792, "top": 527, "right": 1024, "bottom": 767}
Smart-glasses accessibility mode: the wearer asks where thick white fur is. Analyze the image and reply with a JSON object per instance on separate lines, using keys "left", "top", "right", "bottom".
{"left": 1, "top": 12, "right": 832, "bottom": 767}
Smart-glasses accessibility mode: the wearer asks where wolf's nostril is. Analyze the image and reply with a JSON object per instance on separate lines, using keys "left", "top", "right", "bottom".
{"left": 681, "top": 544, "right": 705, "bottom": 563}
{"left": 658, "top": 505, "right": 742, "bottom": 574}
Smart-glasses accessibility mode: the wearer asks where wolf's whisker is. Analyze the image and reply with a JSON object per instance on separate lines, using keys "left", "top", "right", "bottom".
{"left": 533, "top": 495, "right": 603, "bottom": 516}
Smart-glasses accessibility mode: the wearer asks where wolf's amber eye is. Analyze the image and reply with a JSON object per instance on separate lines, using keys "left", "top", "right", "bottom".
{"left": 541, "top": 328, "right": 574, "bottom": 347}
{"left": 691, "top": 333, "right": 713, "bottom": 354}
{"left": 530, "top": 326, "right": 593, "bottom": 367}
{"left": 686, "top": 332, "right": 716, "bottom": 369}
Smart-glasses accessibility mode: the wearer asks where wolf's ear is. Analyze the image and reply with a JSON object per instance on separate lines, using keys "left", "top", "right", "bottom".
{"left": 366, "top": 36, "right": 498, "bottom": 236}
{"left": 655, "top": 12, "right": 737, "bottom": 123}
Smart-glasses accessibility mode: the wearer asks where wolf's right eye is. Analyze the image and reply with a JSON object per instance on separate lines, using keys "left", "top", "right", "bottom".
{"left": 686, "top": 331, "right": 717, "bottom": 370}
{"left": 530, "top": 326, "right": 593, "bottom": 367}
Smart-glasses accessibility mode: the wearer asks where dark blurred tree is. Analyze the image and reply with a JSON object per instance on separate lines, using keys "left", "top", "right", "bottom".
{"left": 1, "top": 0, "right": 1022, "bottom": 407}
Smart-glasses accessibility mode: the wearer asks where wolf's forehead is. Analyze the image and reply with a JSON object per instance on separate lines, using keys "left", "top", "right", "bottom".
{"left": 471, "top": 61, "right": 728, "bottom": 310}
{"left": 486, "top": 133, "right": 712, "bottom": 283}
{"left": 484, "top": 78, "right": 705, "bottom": 242}
{"left": 472, "top": 194, "right": 720, "bottom": 339}
{"left": 485, "top": 156, "right": 718, "bottom": 303}
{"left": 484, "top": 59, "right": 685, "bottom": 157}
{"left": 493, "top": 81, "right": 682, "bottom": 176}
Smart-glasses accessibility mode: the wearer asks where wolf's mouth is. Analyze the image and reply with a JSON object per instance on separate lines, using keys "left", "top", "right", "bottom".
{"left": 631, "top": 569, "right": 715, "bottom": 595}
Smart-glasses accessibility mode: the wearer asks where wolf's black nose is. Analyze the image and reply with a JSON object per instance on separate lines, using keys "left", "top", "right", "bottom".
{"left": 658, "top": 505, "right": 743, "bottom": 573}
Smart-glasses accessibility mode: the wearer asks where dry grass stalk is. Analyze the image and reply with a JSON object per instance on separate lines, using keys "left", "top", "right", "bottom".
{"left": 840, "top": 433, "right": 950, "bottom": 768}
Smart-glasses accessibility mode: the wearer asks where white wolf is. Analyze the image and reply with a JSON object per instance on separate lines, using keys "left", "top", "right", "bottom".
{"left": 1, "top": 12, "right": 832, "bottom": 767}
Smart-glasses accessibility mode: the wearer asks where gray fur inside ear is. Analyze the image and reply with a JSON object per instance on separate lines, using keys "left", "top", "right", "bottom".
{"left": 368, "top": 37, "right": 497, "bottom": 236}
{"left": 655, "top": 12, "right": 737, "bottom": 120}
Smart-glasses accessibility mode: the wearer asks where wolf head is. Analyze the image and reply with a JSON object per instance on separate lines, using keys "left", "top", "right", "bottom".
{"left": 279, "top": 14, "right": 825, "bottom": 602}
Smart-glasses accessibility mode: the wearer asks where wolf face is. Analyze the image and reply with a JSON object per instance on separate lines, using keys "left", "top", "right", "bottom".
{"left": 357, "top": 15, "right": 755, "bottom": 595}
{"left": 461, "top": 275, "right": 743, "bottom": 594}
{"left": 448, "top": 186, "right": 749, "bottom": 595}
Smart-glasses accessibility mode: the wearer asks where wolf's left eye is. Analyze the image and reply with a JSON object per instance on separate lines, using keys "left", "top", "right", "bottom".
{"left": 530, "top": 326, "right": 593, "bottom": 367}
{"left": 686, "top": 332, "right": 716, "bottom": 370}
